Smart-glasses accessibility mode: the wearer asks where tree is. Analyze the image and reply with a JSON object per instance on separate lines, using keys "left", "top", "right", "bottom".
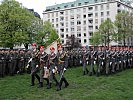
{"left": 99, "top": 18, "right": 115, "bottom": 48}
{"left": 90, "top": 31, "right": 103, "bottom": 46}
{"left": 114, "top": 11, "right": 131, "bottom": 46}
{"left": 34, "top": 21, "right": 59, "bottom": 47}
{"left": 64, "top": 34, "right": 81, "bottom": 50}
{"left": 0, "top": 0, "right": 35, "bottom": 49}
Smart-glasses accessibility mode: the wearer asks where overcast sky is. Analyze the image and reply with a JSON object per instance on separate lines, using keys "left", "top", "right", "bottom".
{"left": 15, "top": 0, "right": 75, "bottom": 18}
{"left": 0, "top": 0, "right": 133, "bottom": 18}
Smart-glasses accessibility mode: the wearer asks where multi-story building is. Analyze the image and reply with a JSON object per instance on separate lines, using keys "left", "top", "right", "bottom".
{"left": 43, "top": 0, "right": 133, "bottom": 46}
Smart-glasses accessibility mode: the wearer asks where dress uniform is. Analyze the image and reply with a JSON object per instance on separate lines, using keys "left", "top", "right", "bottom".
{"left": 57, "top": 45, "right": 69, "bottom": 91}
{"left": 30, "top": 43, "right": 40, "bottom": 86}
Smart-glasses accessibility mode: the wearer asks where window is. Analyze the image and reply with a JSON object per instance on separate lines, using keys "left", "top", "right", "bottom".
{"left": 101, "top": 5, "right": 104, "bottom": 10}
{"left": 66, "top": 34, "right": 68, "bottom": 38}
{"left": 78, "top": 3, "right": 81, "bottom": 6}
{"left": 95, "top": 13, "right": 98, "bottom": 17}
{"left": 85, "top": 2, "right": 88, "bottom": 5}
{"left": 77, "top": 14, "right": 81, "bottom": 19}
{"left": 101, "top": 18, "right": 104, "bottom": 23}
{"left": 60, "top": 17, "right": 64, "bottom": 21}
{"left": 83, "top": 20, "right": 86, "bottom": 25}
{"left": 71, "top": 28, "right": 74, "bottom": 32}
{"left": 95, "top": 6, "right": 98, "bottom": 11}
{"left": 84, "top": 33, "right": 86, "bottom": 37}
{"left": 61, "top": 40, "right": 64, "bottom": 44}
{"left": 60, "top": 23, "right": 64, "bottom": 26}
{"left": 71, "top": 22, "right": 74, "bottom": 25}
{"left": 95, "top": 19, "right": 98, "bottom": 24}
{"left": 88, "top": 7, "right": 93, "bottom": 10}
{"left": 95, "top": 0, "right": 98, "bottom": 3}
{"left": 84, "top": 27, "right": 86, "bottom": 31}
{"left": 79, "top": 39, "right": 81, "bottom": 43}
{"left": 101, "top": 12, "right": 104, "bottom": 17}
{"left": 66, "top": 28, "right": 68, "bottom": 32}
{"left": 66, "top": 22, "right": 68, "bottom": 27}
{"left": 52, "top": 24, "right": 54, "bottom": 27}
{"left": 88, "top": 20, "right": 93, "bottom": 24}
{"left": 71, "top": 4, "right": 74, "bottom": 7}
{"left": 77, "top": 33, "right": 81, "bottom": 37}
{"left": 83, "top": 8, "right": 86, "bottom": 12}
{"left": 107, "top": 11, "right": 110, "bottom": 16}
{"left": 48, "top": 14, "right": 50, "bottom": 18}
{"left": 95, "top": 26, "right": 98, "bottom": 29}
{"left": 52, "top": 13, "right": 54, "bottom": 17}
{"left": 56, "top": 24, "right": 58, "bottom": 28}
{"left": 70, "top": 15, "right": 74, "bottom": 19}
{"left": 65, "top": 17, "right": 68, "bottom": 21}
{"left": 65, "top": 11, "right": 68, "bottom": 15}
{"left": 56, "top": 12, "right": 58, "bottom": 17}
{"left": 56, "top": 18, "right": 58, "bottom": 22}
{"left": 88, "top": 13, "right": 93, "bottom": 17}
{"left": 84, "top": 39, "right": 87, "bottom": 43}
{"left": 60, "top": 29, "right": 64, "bottom": 32}
{"left": 83, "top": 15, "right": 86, "bottom": 18}
{"left": 89, "top": 32, "right": 93, "bottom": 36}
{"left": 70, "top": 9, "right": 74, "bottom": 13}
{"left": 77, "top": 26, "right": 81, "bottom": 31}
{"left": 61, "top": 34, "right": 64, "bottom": 38}
{"left": 106, "top": 4, "right": 109, "bottom": 9}
{"left": 52, "top": 19, "right": 54, "bottom": 22}
{"left": 60, "top": 12, "right": 64, "bottom": 15}
{"left": 64, "top": 5, "right": 68, "bottom": 8}
{"left": 77, "top": 21, "right": 81, "bottom": 25}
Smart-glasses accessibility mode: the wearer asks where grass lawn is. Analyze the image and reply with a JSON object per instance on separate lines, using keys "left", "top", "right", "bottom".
{"left": 0, "top": 67, "right": 133, "bottom": 100}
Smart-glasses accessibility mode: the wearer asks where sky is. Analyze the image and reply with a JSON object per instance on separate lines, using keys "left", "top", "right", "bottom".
{"left": 15, "top": 0, "right": 75, "bottom": 18}
{"left": 0, "top": 0, "right": 133, "bottom": 18}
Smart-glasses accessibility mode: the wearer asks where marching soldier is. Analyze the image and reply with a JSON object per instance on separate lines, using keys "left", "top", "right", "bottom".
{"left": 47, "top": 47, "right": 59, "bottom": 89}
{"left": 82, "top": 47, "right": 89, "bottom": 75}
{"left": 30, "top": 43, "right": 40, "bottom": 86}
{"left": 57, "top": 45, "right": 69, "bottom": 91}
{"left": 38, "top": 45, "right": 49, "bottom": 88}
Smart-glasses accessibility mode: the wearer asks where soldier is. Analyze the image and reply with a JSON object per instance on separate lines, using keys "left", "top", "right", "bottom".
{"left": 38, "top": 45, "right": 49, "bottom": 88}
{"left": 47, "top": 47, "right": 59, "bottom": 89}
{"left": 82, "top": 47, "right": 89, "bottom": 75}
{"left": 30, "top": 43, "right": 40, "bottom": 86}
{"left": 57, "top": 45, "right": 69, "bottom": 91}
{"left": 17, "top": 50, "right": 25, "bottom": 74}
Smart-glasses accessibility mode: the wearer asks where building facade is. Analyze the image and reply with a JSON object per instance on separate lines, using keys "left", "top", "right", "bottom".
{"left": 43, "top": 0, "right": 133, "bottom": 46}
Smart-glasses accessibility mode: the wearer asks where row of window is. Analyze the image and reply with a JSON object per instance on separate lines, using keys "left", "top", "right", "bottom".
{"left": 47, "top": 0, "right": 111, "bottom": 12}
{"left": 48, "top": 3, "right": 110, "bottom": 18}
{"left": 61, "top": 38, "right": 88, "bottom": 44}
{"left": 49, "top": 11, "right": 110, "bottom": 23}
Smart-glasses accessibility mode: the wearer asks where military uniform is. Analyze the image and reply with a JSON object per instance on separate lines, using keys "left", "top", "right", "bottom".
{"left": 57, "top": 47, "right": 69, "bottom": 91}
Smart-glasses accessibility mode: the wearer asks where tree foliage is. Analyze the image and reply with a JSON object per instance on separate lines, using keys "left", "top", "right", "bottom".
{"left": 34, "top": 21, "right": 59, "bottom": 47}
{"left": 0, "top": 0, "right": 35, "bottom": 49}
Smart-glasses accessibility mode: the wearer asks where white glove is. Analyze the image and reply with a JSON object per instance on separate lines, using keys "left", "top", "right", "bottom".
{"left": 64, "top": 68, "right": 66, "bottom": 71}
{"left": 26, "top": 64, "right": 29, "bottom": 68}
{"left": 110, "top": 62, "right": 112, "bottom": 65}
{"left": 28, "top": 58, "right": 32, "bottom": 63}
{"left": 102, "top": 62, "right": 104, "bottom": 65}
{"left": 52, "top": 69, "right": 55, "bottom": 73}
{"left": 36, "top": 65, "right": 39, "bottom": 68}
{"left": 94, "top": 61, "right": 96, "bottom": 64}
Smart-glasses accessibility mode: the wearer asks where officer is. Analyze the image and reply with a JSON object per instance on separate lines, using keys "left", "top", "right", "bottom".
{"left": 57, "top": 45, "right": 69, "bottom": 91}
{"left": 47, "top": 47, "right": 59, "bottom": 89}
{"left": 30, "top": 43, "right": 40, "bottom": 86}
{"left": 38, "top": 45, "right": 49, "bottom": 88}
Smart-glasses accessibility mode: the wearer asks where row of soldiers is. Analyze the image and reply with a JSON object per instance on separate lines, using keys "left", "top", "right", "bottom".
{"left": 28, "top": 43, "right": 69, "bottom": 91}
{"left": 0, "top": 49, "right": 32, "bottom": 78}
{"left": 80, "top": 47, "right": 133, "bottom": 76}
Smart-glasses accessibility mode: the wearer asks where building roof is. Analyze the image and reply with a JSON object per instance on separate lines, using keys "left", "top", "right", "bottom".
{"left": 45, "top": 0, "right": 131, "bottom": 12}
